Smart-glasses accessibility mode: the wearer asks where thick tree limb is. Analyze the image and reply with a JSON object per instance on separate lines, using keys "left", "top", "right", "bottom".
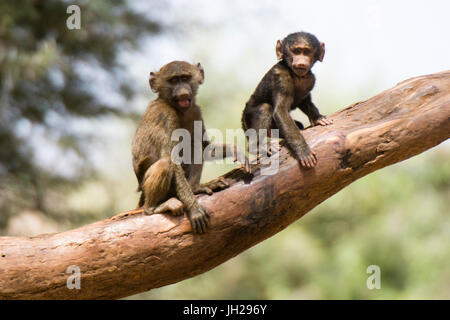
{"left": 0, "top": 71, "right": 449, "bottom": 299}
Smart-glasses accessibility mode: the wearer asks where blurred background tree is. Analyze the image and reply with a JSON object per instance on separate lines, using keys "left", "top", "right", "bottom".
{"left": 0, "top": 0, "right": 448, "bottom": 299}
{"left": 0, "top": 0, "right": 164, "bottom": 228}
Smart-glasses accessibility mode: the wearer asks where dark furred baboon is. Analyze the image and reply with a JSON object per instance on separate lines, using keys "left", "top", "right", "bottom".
{"left": 242, "top": 31, "right": 333, "bottom": 168}
{"left": 132, "top": 61, "right": 248, "bottom": 234}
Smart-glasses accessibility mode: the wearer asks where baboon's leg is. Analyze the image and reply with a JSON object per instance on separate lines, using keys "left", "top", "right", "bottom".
{"left": 137, "top": 192, "right": 145, "bottom": 208}
{"left": 247, "top": 103, "right": 280, "bottom": 159}
{"left": 141, "top": 156, "right": 177, "bottom": 215}
{"left": 294, "top": 120, "right": 304, "bottom": 130}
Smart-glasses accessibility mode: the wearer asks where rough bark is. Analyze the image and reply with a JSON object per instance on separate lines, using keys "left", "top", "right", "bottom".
{"left": 0, "top": 71, "right": 449, "bottom": 299}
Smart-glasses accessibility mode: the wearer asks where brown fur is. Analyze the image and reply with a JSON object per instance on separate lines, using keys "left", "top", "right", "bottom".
{"left": 132, "top": 61, "right": 248, "bottom": 233}
{"left": 242, "top": 32, "right": 332, "bottom": 168}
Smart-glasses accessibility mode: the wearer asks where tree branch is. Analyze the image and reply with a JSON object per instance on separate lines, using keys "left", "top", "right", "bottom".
{"left": 1, "top": 71, "right": 449, "bottom": 299}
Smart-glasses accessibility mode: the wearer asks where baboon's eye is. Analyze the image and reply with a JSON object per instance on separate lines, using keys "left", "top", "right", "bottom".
{"left": 169, "top": 77, "right": 179, "bottom": 84}
{"left": 181, "top": 75, "right": 191, "bottom": 82}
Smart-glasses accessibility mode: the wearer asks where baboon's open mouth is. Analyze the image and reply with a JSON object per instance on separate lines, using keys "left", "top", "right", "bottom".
{"left": 177, "top": 99, "right": 191, "bottom": 108}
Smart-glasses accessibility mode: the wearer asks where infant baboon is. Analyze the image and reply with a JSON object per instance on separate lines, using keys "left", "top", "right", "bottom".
{"left": 242, "top": 31, "right": 333, "bottom": 168}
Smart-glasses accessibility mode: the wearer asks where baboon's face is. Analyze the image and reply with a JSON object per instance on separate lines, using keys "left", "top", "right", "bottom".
{"left": 149, "top": 61, "right": 204, "bottom": 112}
{"left": 276, "top": 34, "right": 325, "bottom": 77}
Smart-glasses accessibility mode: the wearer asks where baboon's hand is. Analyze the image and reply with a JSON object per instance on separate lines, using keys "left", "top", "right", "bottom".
{"left": 154, "top": 197, "right": 184, "bottom": 216}
{"left": 189, "top": 205, "right": 210, "bottom": 234}
{"left": 193, "top": 185, "right": 213, "bottom": 195}
{"left": 193, "top": 177, "right": 229, "bottom": 195}
{"left": 312, "top": 116, "right": 333, "bottom": 126}
{"left": 297, "top": 148, "right": 317, "bottom": 168}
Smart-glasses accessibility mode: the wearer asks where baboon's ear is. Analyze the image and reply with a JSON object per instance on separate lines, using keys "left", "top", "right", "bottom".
{"left": 196, "top": 63, "right": 204, "bottom": 84}
{"left": 318, "top": 42, "right": 325, "bottom": 62}
{"left": 149, "top": 72, "right": 158, "bottom": 93}
{"left": 276, "top": 40, "right": 283, "bottom": 60}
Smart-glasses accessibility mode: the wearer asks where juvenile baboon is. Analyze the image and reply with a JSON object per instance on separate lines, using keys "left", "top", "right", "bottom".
{"left": 132, "top": 61, "right": 247, "bottom": 233}
{"left": 242, "top": 31, "right": 333, "bottom": 168}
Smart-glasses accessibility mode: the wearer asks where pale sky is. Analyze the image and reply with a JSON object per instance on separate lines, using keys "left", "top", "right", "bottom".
{"left": 130, "top": 0, "right": 449, "bottom": 102}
